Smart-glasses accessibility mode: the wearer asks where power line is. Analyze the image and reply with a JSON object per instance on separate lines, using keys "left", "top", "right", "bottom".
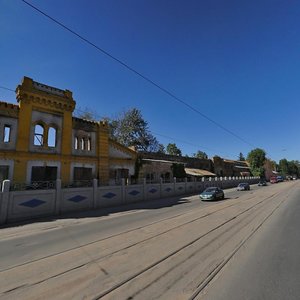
{"left": 0, "top": 84, "right": 236, "bottom": 158}
{"left": 20, "top": 0, "right": 255, "bottom": 148}
{"left": 0, "top": 86, "right": 15, "bottom": 92}
{"left": 152, "top": 131, "right": 233, "bottom": 158}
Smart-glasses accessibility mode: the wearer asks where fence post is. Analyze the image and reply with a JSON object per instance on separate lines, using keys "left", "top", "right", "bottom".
{"left": 121, "top": 178, "right": 126, "bottom": 204}
{"left": 184, "top": 177, "right": 187, "bottom": 193}
{"left": 93, "top": 179, "right": 98, "bottom": 208}
{"left": 55, "top": 179, "right": 62, "bottom": 215}
{"left": 173, "top": 177, "right": 176, "bottom": 193}
{"left": 0, "top": 180, "right": 10, "bottom": 225}
{"left": 143, "top": 178, "right": 146, "bottom": 201}
{"left": 160, "top": 178, "right": 163, "bottom": 198}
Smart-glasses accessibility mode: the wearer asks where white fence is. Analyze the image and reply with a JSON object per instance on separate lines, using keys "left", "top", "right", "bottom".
{"left": 0, "top": 176, "right": 259, "bottom": 225}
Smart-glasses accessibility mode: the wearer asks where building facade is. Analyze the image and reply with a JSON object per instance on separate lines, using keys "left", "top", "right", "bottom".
{"left": 138, "top": 152, "right": 251, "bottom": 182}
{"left": 212, "top": 156, "right": 251, "bottom": 177}
{"left": 0, "top": 77, "right": 136, "bottom": 187}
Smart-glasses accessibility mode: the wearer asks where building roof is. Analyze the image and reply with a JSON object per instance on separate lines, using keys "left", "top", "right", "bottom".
{"left": 234, "top": 165, "right": 250, "bottom": 169}
{"left": 185, "top": 168, "right": 216, "bottom": 177}
{"left": 142, "top": 158, "right": 184, "bottom": 164}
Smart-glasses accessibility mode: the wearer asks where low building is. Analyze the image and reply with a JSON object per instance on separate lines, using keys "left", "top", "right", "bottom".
{"left": 213, "top": 156, "right": 251, "bottom": 177}
{"left": 139, "top": 153, "right": 251, "bottom": 182}
{"left": 138, "top": 152, "right": 215, "bottom": 182}
{"left": 0, "top": 77, "right": 136, "bottom": 188}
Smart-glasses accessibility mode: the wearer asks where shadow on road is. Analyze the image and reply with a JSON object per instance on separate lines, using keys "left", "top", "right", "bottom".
{"left": 0, "top": 194, "right": 195, "bottom": 229}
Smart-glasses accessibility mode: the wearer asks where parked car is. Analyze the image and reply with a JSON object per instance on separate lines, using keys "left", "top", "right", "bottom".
{"left": 237, "top": 182, "right": 250, "bottom": 191}
{"left": 258, "top": 180, "right": 267, "bottom": 186}
{"left": 200, "top": 187, "right": 224, "bottom": 201}
{"left": 270, "top": 176, "right": 278, "bottom": 184}
{"left": 277, "top": 176, "right": 284, "bottom": 182}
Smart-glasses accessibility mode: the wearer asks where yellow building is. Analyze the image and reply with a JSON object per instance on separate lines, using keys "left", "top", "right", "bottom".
{"left": 0, "top": 77, "right": 136, "bottom": 187}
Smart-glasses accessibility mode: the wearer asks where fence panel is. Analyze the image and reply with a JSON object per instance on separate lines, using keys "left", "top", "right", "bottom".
{"left": 145, "top": 184, "right": 161, "bottom": 200}
{"left": 125, "top": 185, "right": 143, "bottom": 203}
{"left": 7, "top": 189, "right": 56, "bottom": 222}
{"left": 61, "top": 187, "right": 93, "bottom": 213}
{"left": 97, "top": 186, "right": 123, "bottom": 208}
{"left": 161, "top": 183, "right": 174, "bottom": 198}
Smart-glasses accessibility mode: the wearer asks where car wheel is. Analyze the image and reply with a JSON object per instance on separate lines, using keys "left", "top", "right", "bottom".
{"left": 222, "top": 194, "right": 225, "bottom": 200}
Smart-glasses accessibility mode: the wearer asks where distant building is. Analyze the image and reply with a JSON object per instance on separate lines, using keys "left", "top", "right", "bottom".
{"left": 0, "top": 77, "right": 136, "bottom": 187}
{"left": 212, "top": 156, "right": 251, "bottom": 177}
{"left": 138, "top": 152, "right": 216, "bottom": 182}
{"left": 139, "top": 153, "right": 251, "bottom": 182}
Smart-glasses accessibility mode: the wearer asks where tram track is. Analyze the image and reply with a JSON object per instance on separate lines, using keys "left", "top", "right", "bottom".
{"left": 0, "top": 191, "right": 256, "bottom": 273}
{"left": 0, "top": 183, "right": 295, "bottom": 299}
{"left": 93, "top": 188, "right": 287, "bottom": 299}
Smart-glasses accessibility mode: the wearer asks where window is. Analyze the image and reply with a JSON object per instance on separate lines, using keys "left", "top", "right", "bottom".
{"left": 74, "top": 137, "right": 79, "bottom": 150}
{"left": 0, "top": 166, "right": 9, "bottom": 181}
{"left": 34, "top": 124, "right": 44, "bottom": 146}
{"left": 31, "top": 166, "right": 57, "bottom": 182}
{"left": 48, "top": 127, "right": 56, "bottom": 147}
{"left": 3, "top": 125, "right": 11, "bottom": 143}
{"left": 87, "top": 138, "right": 91, "bottom": 151}
{"left": 73, "top": 167, "right": 93, "bottom": 181}
{"left": 80, "top": 138, "right": 85, "bottom": 150}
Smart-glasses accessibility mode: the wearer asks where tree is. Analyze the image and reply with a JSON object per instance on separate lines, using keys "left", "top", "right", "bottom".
{"left": 75, "top": 107, "right": 98, "bottom": 121}
{"left": 247, "top": 148, "right": 266, "bottom": 177}
{"left": 193, "top": 151, "right": 208, "bottom": 159}
{"left": 238, "top": 152, "right": 245, "bottom": 161}
{"left": 289, "top": 160, "right": 300, "bottom": 177}
{"left": 157, "top": 144, "right": 165, "bottom": 154}
{"left": 109, "top": 108, "right": 160, "bottom": 152}
{"left": 278, "top": 159, "right": 289, "bottom": 176}
{"left": 166, "top": 143, "right": 182, "bottom": 156}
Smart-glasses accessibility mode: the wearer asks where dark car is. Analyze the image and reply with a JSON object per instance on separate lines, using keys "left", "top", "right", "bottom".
{"left": 258, "top": 180, "right": 267, "bottom": 186}
{"left": 237, "top": 182, "right": 250, "bottom": 191}
{"left": 200, "top": 187, "right": 224, "bottom": 201}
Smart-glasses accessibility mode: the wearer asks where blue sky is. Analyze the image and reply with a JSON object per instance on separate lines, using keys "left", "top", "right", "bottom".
{"left": 1, "top": 0, "right": 300, "bottom": 162}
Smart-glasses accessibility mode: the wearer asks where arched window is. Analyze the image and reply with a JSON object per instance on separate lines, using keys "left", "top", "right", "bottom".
{"left": 48, "top": 127, "right": 56, "bottom": 147}
{"left": 34, "top": 124, "right": 44, "bottom": 146}
{"left": 81, "top": 138, "right": 85, "bottom": 150}
{"left": 87, "top": 138, "right": 91, "bottom": 151}
{"left": 74, "top": 137, "right": 79, "bottom": 150}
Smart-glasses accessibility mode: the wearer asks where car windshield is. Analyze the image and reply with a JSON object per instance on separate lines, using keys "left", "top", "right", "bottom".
{"left": 205, "top": 188, "right": 217, "bottom": 192}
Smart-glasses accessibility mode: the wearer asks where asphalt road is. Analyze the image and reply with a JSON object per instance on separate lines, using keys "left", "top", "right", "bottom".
{"left": 0, "top": 181, "right": 298, "bottom": 299}
{"left": 197, "top": 181, "right": 300, "bottom": 300}
{"left": 0, "top": 185, "right": 257, "bottom": 270}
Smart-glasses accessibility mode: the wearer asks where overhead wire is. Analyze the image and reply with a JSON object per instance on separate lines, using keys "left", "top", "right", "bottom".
{"left": 20, "top": 0, "right": 255, "bottom": 148}
{"left": 0, "top": 86, "right": 15, "bottom": 92}
{"left": 0, "top": 85, "right": 235, "bottom": 158}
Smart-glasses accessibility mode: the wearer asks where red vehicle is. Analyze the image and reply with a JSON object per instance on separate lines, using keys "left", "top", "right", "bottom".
{"left": 270, "top": 176, "right": 278, "bottom": 184}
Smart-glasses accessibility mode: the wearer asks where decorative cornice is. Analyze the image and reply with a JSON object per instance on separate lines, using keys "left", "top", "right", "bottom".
{"left": 16, "top": 76, "right": 76, "bottom": 113}
{"left": 0, "top": 101, "right": 19, "bottom": 118}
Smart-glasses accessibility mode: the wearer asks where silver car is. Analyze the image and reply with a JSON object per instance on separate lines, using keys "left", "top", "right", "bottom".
{"left": 200, "top": 187, "right": 225, "bottom": 201}
{"left": 237, "top": 183, "right": 250, "bottom": 191}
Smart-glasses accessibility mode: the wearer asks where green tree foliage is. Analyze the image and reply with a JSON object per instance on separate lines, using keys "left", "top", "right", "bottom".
{"left": 157, "top": 144, "right": 166, "bottom": 154}
{"left": 289, "top": 160, "right": 300, "bottom": 177}
{"left": 166, "top": 143, "right": 182, "bottom": 156}
{"left": 109, "top": 108, "right": 160, "bottom": 152}
{"left": 193, "top": 151, "right": 208, "bottom": 159}
{"left": 278, "top": 159, "right": 300, "bottom": 177}
{"left": 247, "top": 148, "right": 266, "bottom": 177}
{"left": 278, "top": 159, "right": 289, "bottom": 176}
{"left": 238, "top": 152, "right": 245, "bottom": 161}
{"left": 171, "top": 163, "right": 186, "bottom": 178}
